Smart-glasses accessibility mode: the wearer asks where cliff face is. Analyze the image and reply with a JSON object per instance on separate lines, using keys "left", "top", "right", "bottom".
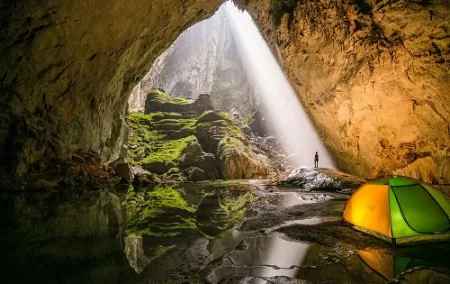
{"left": 238, "top": 0, "right": 450, "bottom": 183}
{"left": 0, "top": 0, "right": 222, "bottom": 176}
{"left": 128, "top": 5, "right": 259, "bottom": 115}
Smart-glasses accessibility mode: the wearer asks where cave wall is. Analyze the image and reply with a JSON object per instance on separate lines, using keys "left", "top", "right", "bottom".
{"left": 237, "top": 0, "right": 450, "bottom": 183}
{"left": 0, "top": 0, "right": 222, "bottom": 176}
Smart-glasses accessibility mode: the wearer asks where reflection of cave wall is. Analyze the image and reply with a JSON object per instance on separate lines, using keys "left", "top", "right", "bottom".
{"left": 0, "top": 0, "right": 449, "bottom": 182}
{"left": 0, "top": 0, "right": 223, "bottom": 176}
{"left": 0, "top": 191, "right": 128, "bottom": 282}
{"left": 127, "top": 5, "right": 259, "bottom": 115}
{"left": 237, "top": 0, "right": 450, "bottom": 183}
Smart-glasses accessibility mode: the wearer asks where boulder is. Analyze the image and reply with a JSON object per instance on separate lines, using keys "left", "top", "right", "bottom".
{"left": 280, "top": 168, "right": 366, "bottom": 192}
{"left": 196, "top": 110, "right": 229, "bottom": 124}
{"left": 177, "top": 140, "right": 217, "bottom": 180}
{"left": 115, "top": 162, "right": 134, "bottom": 183}
{"left": 193, "top": 94, "right": 215, "bottom": 114}
{"left": 218, "top": 137, "right": 271, "bottom": 179}
{"left": 185, "top": 167, "right": 207, "bottom": 182}
{"left": 132, "top": 166, "right": 161, "bottom": 186}
{"left": 141, "top": 161, "right": 173, "bottom": 175}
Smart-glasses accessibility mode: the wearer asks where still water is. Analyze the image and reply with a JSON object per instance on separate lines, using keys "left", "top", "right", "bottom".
{"left": 0, "top": 183, "right": 449, "bottom": 283}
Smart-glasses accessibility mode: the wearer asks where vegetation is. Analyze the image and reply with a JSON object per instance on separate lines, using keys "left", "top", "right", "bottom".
{"left": 147, "top": 89, "right": 191, "bottom": 105}
{"left": 127, "top": 112, "right": 197, "bottom": 166}
{"left": 127, "top": 88, "right": 265, "bottom": 181}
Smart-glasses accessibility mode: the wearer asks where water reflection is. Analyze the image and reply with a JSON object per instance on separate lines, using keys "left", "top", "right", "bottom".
{"left": 123, "top": 184, "right": 256, "bottom": 273}
{"left": 357, "top": 248, "right": 450, "bottom": 281}
{"left": 1, "top": 184, "right": 449, "bottom": 283}
{"left": 210, "top": 233, "right": 450, "bottom": 283}
{"left": 209, "top": 234, "right": 345, "bottom": 283}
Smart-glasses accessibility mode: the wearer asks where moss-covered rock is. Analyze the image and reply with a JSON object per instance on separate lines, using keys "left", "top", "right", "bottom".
{"left": 218, "top": 137, "right": 270, "bottom": 179}
{"left": 128, "top": 89, "right": 273, "bottom": 180}
{"left": 144, "top": 89, "right": 214, "bottom": 116}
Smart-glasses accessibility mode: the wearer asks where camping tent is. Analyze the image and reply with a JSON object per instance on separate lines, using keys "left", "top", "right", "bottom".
{"left": 342, "top": 176, "right": 450, "bottom": 245}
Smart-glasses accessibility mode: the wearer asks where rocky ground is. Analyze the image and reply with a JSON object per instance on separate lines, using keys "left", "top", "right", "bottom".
{"left": 123, "top": 89, "right": 287, "bottom": 185}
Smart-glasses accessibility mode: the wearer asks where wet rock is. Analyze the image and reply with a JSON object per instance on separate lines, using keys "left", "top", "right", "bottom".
{"left": 114, "top": 162, "right": 134, "bottom": 183}
{"left": 132, "top": 166, "right": 161, "bottom": 186}
{"left": 280, "top": 168, "right": 366, "bottom": 191}
{"left": 241, "top": 125, "right": 252, "bottom": 137}
{"left": 124, "top": 235, "right": 150, "bottom": 274}
{"left": 185, "top": 166, "right": 207, "bottom": 181}
{"left": 178, "top": 140, "right": 217, "bottom": 179}
{"left": 141, "top": 161, "right": 173, "bottom": 175}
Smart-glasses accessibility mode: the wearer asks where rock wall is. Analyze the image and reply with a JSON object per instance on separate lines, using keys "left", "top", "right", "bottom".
{"left": 0, "top": 0, "right": 222, "bottom": 176}
{"left": 237, "top": 0, "right": 450, "bottom": 183}
{"left": 128, "top": 5, "right": 259, "bottom": 115}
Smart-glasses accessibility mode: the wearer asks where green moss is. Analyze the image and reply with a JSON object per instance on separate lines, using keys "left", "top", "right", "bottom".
{"left": 140, "top": 135, "right": 196, "bottom": 165}
{"left": 147, "top": 89, "right": 191, "bottom": 105}
{"left": 219, "top": 112, "right": 231, "bottom": 120}
{"left": 243, "top": 111, "right": 256, "bottom": 124}
{"left": 127, "top": 111, "right": 198, "bottom": 165}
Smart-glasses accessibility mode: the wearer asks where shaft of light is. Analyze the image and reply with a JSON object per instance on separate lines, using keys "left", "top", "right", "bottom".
{"left": 224, "top": 2, "right": 334, "bottom": 168}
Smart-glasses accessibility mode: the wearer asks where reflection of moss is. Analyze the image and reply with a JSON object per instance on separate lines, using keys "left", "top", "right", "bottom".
{"left": 196, "top": 188, "right": 254, "bottom": 238}
{"left": 125, "top": 185, "right": 255, "bottom": 239}
{"left": 125, "top": 186, "right": 196, "bottom": 237}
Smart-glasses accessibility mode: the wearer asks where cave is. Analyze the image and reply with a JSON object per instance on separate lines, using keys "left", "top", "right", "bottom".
{"left": 0, "top": 0, "right": 449, "bottom": 283}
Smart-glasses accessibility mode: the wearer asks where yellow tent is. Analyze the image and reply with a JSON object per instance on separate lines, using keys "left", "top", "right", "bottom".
{"left": 342, "top": 176, "right": 450, "bottom": 245}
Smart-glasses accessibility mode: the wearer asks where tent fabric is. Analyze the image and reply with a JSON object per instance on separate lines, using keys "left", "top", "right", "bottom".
{"left": 343, "top": 176, "right": 450, "bottom": 245}
{"left": 357, "top": 249, "right": 434, "bottom": 281}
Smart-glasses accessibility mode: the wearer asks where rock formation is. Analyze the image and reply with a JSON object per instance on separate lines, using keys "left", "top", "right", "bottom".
{"left": 236, "top": 0, "right": 450, "bottom": 183}
{"left": 128, "top": 89, "right": 273, "bottom": 181}
{"left": 0, "top": 0, "right": 223, "bottom": 177}
{"left": 127, "top": 5, "right": 259, "bottom": 115}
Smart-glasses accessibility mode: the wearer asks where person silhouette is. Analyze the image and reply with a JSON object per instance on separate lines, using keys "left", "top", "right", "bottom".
{"left": 314, "top": 152, "right": 319, "bottom": 168}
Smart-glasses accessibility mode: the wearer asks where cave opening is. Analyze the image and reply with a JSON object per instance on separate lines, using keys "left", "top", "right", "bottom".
{"left": 126, "top": 1, "right": 334, "bottom": 185}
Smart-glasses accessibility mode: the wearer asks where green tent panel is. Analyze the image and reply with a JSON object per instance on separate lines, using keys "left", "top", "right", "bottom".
{"left": 343, "top": 176, "right": 450, "bottom": 245}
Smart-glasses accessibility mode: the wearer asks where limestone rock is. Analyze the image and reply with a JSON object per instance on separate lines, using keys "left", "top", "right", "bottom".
{"left": 141, "top": 161, "right": 174, "bottom": 175}
{"left": 197, "top": 110, "right": 230, "bottom": 124}
{"left": 280, "top": 168, "right": 366, "bottom": 191}
{"left": 177, "top": 140, "right": 217, "bottom": 179}
{"left": 128, "top": 5, "right": 260, "bottom": 115}
{"left": 240, "top": 0, "right": 450, "bottom": 183}
{"left": 218, "top": 137, "right": 271, "bottom": 179}
{"left": 144, "top": 90, "right": 215, "bottom": 117}
{"left": 185, "top": 166, "right": 207, "bottom": 182}
{"left": 0, "top": 0, "right": 223, "bottom": 176}
{"left": 114, "top": 162, "right": 134, "bottom": 183}
{"left": 132, "top": 166, "right": 161, "bottom": 186}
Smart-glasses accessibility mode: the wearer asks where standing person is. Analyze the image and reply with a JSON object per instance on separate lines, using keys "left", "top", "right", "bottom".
{"left": 314, "top": 152, "right": 319, "bottom": 168}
